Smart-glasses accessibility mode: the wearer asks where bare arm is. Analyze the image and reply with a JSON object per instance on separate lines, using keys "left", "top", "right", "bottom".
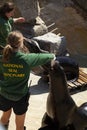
{"left": 13, "top": 17, "right": 25, "bottom": 23}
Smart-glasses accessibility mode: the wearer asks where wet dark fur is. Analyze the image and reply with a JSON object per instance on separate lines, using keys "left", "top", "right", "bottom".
{"left": 38, "top": 60, "right": 87, "bottom": 130}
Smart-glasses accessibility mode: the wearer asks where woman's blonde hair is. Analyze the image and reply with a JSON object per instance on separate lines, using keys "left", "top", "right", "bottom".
{"left": 7, "top": 30, "right": 23, "bottom": 48}
{"left": 3, "top": 30, "right": 28, "bottom": 62}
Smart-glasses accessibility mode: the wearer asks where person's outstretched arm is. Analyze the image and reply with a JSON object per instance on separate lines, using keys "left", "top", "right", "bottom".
{"left": 13, "top": 17, "right": 25, "bottom": 23}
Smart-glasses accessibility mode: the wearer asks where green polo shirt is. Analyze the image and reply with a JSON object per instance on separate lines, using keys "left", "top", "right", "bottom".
{"left": 0, "top": 17, "right": 14, "bottom": 47}
{"left": 0, "top": 52, "right": 54, "bottom": 101}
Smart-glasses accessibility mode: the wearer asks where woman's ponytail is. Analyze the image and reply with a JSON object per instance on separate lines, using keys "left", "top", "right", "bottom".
{"left": 3, "top": 44, "right": 13, "bottom": 62}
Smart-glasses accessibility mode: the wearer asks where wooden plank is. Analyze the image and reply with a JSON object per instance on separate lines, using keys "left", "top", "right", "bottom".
{"left": 67, "top": 69, "right": 87, "bottom": 92}
{"left": 79, "top": 68, "right": 87, "bottom": 74}
{"left": 67, "top": 84, "right": 72, "bottom": 88}
{"left": 77, "top": 78, "right": 86, "bottom": 84}
{"left": 73, "top": 81, "right": 82, "bottom": 86}
{"left": 67, "top": 81, "right": 77, "bottom": 88}
{"left": 50, "top": 28, "right": 58, "bottom": 33}
{"left": 79, "top": 71, "right": 87, "bottom": 80}
{"left": 47, "top": 23, "right": 55, "bottom": 29}
{"left": 79, "top": 69, "right": 87, "bottom": 75}
{"left": 79, "top": 74, "right": 87, "bottom": 83}
{"left": 77, "top": 68, "right": 87, "bottom": 85}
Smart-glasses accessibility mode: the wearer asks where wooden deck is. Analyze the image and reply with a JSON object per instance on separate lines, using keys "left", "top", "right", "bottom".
{"left": 68, "top": 68, "right": 87, "bottom": 94}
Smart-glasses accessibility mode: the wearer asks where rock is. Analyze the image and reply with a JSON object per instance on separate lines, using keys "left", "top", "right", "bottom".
{"left": 13, "top": 16, "right": 48, "bottom": 38}
{"left": 33, "top": 32, "right": 67, "bottom": 56}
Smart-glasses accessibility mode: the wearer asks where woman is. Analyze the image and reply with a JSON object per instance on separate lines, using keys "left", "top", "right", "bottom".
{"left": 0, "top": 30, "right": 55, "bottom": 130}
{"left": 0, "top": 2, "right": 25, "bottom": 49}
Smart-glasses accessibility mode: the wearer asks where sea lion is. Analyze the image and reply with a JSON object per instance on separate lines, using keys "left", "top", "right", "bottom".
{"left": 72, "top": 102, "right": 87, "bottom": 130}
{"left": 39, "top": 60, "right": 87, "bottom": 130}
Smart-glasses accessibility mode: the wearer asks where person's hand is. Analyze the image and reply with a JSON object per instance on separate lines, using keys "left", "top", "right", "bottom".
{"left": 17, "top": 17, "right": 25, "bottom": 22}
{"left": 14, "top": 17, "right": 25, "bottom": 23}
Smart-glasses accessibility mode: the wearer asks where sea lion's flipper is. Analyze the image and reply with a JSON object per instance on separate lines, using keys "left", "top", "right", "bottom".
{"left": 38, "top": 112, "right": 54, "bottom": 130}
{"left": 41, "top": 112, "right": 53, "bottom": 127}
{"left": 38, "top": 112, "right": 57, "bottom": 130}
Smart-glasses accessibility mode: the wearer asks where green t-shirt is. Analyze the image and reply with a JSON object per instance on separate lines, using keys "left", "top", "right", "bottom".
{"left": 0, "top": 52, "right": 54, "bottom": 101}
{"left": 0, "top": 17, "right": 14, "bottom": 47}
